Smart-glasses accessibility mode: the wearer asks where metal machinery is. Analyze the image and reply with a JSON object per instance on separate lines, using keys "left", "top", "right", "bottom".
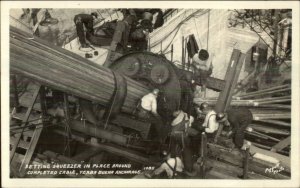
{"left": 9, "top": 8, "right": 292, "bottom": 179}
{"left": 9, "top": 26, "right": 206, "bottom": 177}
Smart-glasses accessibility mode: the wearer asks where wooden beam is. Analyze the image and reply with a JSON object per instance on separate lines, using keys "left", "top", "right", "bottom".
{"left": 207, "top": 143, "right": 290, "bottom": 179}
{"left": 214, "top": 50, "right": 245, "bottom": 143}
{"left": 271, "top": 136, "right": 291, "bottom": 152}
{"left": 10, "top": 84, "right": 41, "bottom": 163}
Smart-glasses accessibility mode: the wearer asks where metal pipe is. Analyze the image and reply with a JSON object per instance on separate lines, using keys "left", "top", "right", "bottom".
{"left": 63, "top": 120, "right": 128, "bottom": 146}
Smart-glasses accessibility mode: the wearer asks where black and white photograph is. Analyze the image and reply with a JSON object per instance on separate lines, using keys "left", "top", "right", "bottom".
{"left": 1, "top": 1, "right": 300, "bottom": 187}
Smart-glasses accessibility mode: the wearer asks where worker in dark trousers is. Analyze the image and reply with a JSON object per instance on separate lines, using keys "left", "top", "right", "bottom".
{"left": 170, "top": 110, "right": 199, "bottom": 173}
{"left": 216, "top": 108, "right": 253, "bottom": 149}
{"left": 195, "top": 102, "right": 220, "bottom": 141}
{"left": 74, "top": 12, "right": 98, "bottom": 48}
{"left": 135, "top": 89, "right": 164, "bottom": 142}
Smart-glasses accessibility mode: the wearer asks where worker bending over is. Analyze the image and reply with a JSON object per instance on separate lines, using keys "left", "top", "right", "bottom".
{"left": 136, "top": 89, "right": 164, "bottom": 141}
{"left": 74, "top": 12, "right": 98, "bottom": 48}
{"left": 145, "top": 151, "right": 184, "bottom": 179}
{"left": 192, "top": 49, "right": 213, "bottom": 98}
{"left": 216, "top": 108, "right": 253, "bottom": 149}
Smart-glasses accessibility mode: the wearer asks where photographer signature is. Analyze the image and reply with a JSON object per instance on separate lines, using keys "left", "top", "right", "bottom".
{"left": 265, "top": 164, "right": 284, "bottom": 174}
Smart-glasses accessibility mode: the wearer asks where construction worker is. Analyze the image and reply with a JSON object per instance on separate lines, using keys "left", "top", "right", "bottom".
{"left": 196, "top": 102, "right": 220, "bottom": 140}
{"left": 192, "top": 49, "right": 213, "bottom": 97}
{"left": 170, "top": 110, "right": 198, "bottom": 173}
{"left": 216, "top": 108, "right": 253, "bottom": 149}
{"left": 136, "top": 89, "right": 164, "bottom": 141}
{"left": 74, "top": 12, "right": 98, "bottom": 48}
{"left": 170, "top": 110, "right": 196, "bottom": 151}
{"left": 145, "top": 151, "right": 184, "bottom": 179}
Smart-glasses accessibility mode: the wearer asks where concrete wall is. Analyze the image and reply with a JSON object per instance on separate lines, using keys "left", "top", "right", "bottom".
{"left": 149, "top": 9, "right": 269, "bottom": 98}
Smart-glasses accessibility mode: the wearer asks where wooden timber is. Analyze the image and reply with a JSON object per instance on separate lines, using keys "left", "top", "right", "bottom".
{"left": 207, "top": 143, "right": 290, "bottom": 179}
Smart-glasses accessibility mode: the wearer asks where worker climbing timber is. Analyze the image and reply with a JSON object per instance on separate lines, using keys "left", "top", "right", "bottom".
{"left": 216, "top": 108, "right": 253, "bottom": 150}
{"left": 74, "top": 12, "right": 98, "bottom": 48}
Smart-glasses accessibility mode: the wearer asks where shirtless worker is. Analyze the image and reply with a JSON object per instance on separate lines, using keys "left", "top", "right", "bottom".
{"left": 136, "top": 89, "right": 164, "bottom": 142}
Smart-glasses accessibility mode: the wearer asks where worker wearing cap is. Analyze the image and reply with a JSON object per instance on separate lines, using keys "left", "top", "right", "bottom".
{"left": 196, "top": 102, "right": 220, "bottom": 139}
{"left": 145, "top": 151, "right": 184, "bottom": 179}
{"left": 74, "top": 12, "right": 98, "bottom": 48}
{"left": 192, "top": 49, "right": 213, "bottom": 97}
{"left": 216, "top": 108, "right": 253, "bottom": 149}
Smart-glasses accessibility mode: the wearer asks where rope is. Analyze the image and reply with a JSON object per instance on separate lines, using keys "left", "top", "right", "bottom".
{"left": 193, "top": 18, "right": 203, "bottom": 49}
{"left": 160, "top": 10, "right": 187, "bottom": 53}
{"left": 151, "top": 9, "right": 207, "bottom": 50}
{"left": 206, "top": 10, "right": 210, "bottom": 50}
{"left": 103, "top": 74, "right": 119, "bottom": 130}
{"left": 63, "top": 94, "right": 72, "bottom": 156}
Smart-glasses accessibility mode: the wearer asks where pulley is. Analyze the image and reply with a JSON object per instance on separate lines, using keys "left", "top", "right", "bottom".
{"left": 120, "top": 57, "right": 141, "bottom": 77}
{"left": 150, "top": 64, "right": 170, "bottom": 84}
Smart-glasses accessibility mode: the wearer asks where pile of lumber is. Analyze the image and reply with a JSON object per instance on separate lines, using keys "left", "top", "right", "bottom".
{"left": 194, "top": 84, "right": 291, "bottom": 156}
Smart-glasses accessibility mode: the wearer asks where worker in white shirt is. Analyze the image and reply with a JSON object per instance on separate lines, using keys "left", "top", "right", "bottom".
{"left": 145, "top": 151, "right": 184, "bottom": 179}
{"left": 192, "top": 49, "right": 213, "bottom": 98}
{"left": 140, "top": 88, "right": 159, "bottom": 117}
{"left": 197, "top": 102, "right": 219, "bottom": 140}
{"left": 136, "top": 88, "right": 163, "bottom": 141}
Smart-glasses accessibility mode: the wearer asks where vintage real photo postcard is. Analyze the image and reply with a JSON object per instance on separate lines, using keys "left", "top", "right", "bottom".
{"left": 1, "top": 1, "right": 300, "bottom": 187}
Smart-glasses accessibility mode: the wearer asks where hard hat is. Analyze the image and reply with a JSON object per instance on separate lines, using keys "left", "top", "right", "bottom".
{"left": 199, "top": 102, "right": 209, "bottom": 111}
{"left": 162, "top": 150, "right": 168, "bottom": 156}
{"left": 152, "top": 88, "right": 160, "bottom": 95}
{"left": 172, "top": 110, "right": 182, "bottom": 117}
{"left": 216, "top": 112, "right": 227, "bottom": 122}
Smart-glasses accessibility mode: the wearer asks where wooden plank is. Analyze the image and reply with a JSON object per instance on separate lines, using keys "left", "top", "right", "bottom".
{"left": 214, "top": 50, "right": 245, "bottom": 143}
{"left": 256, "top": 119, "right": 290, "bottom": 127}
{"left": 19, "top": 118, "right": 44, "bottom": 176}
{"left": 10, "top": 137, "right": 30, "bottom": 150}
{"left": 10, "top": 84, "right": 41, "bottom": 163}
{"left": 215, "top": 49, "right": 241, "bottom": 112}
{"left": 207, "top": 143, "right": 290, "bottom": 178}
{"left": 249, "top": 124, "right": 290, "bottom": 135}
{"left": 19, "top": 86, "right": 46, "bottom": 176}
{"left": 271, "top": 136, "right": 291, "bottom": 152}
{"left": 250, "top": 145, "right": 290, "bottom": 170}
{"left": 206, "top": 158, "right": 270, "bottom": 179}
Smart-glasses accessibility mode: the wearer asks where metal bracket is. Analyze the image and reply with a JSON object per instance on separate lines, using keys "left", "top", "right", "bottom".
{"left": 104, "top": 71, "right": 127, "bottom": 123}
